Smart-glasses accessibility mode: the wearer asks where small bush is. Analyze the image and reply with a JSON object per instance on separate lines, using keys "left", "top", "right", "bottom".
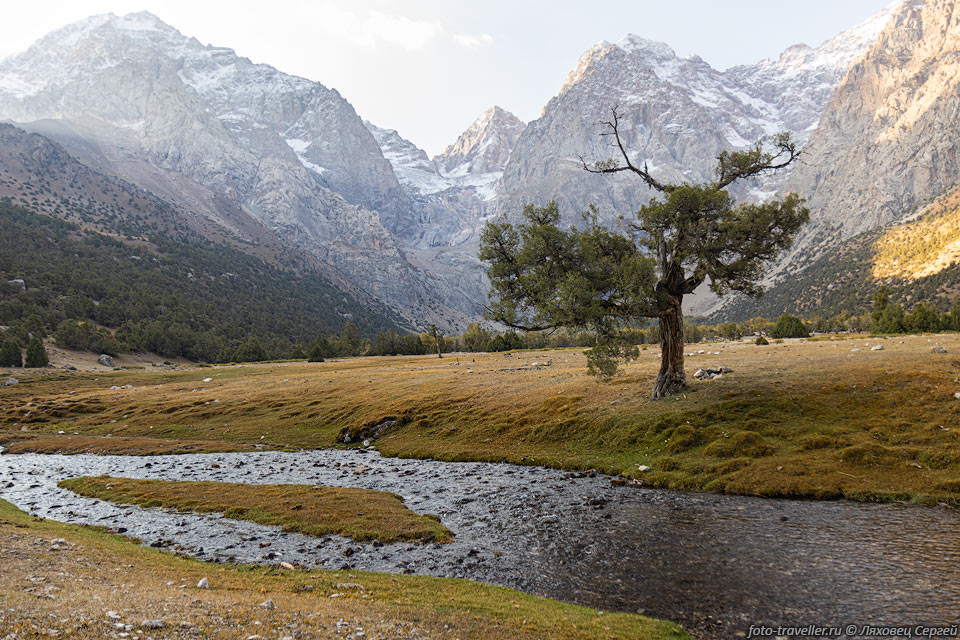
{"left": 24, "top": 337, "right": 49, "bottom": 368}
{"left": 770, "top": 314, "right": 810, "bottom": 339}
{"left": 0, "top": 337, "right": 22, "bottom": 367}
{"left": 755, "top": 336, "right": 769, "bottom": 345}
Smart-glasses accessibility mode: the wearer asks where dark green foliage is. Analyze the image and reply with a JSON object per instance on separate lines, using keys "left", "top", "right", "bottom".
{"left": 307, "top": 343, "right": 325, "bottom": 362}
{"left": 0, "top": 201, "right": 400, "bottom": 362}
{"left": 770, "top": 314, "right": 810, "bottom": 339}
{"left": 486, "top": 331, "right": 524, "bottom": 352}
{"left": 0, "top": 336, "right": 21, "bottom": 367}
{"left": 368, "top": 328, "right": 427, "bottom": 357}
{"left": 234, "top": 337, "right": 267, "bottom": 363}
{"left": 755, "top": 335, "right": 769, "bottom": 346}
{"left": 480, "top": 121, "right": 807, "bottom": 396}
{"left": 24, "top": 337, "right": 48, "bottom": 367}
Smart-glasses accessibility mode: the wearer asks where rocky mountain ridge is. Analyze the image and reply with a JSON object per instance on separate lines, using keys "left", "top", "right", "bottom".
{"left": 3, "top": 2, "right": 941, "bottom": 328}
{"left": 0, "top": 11, "right": 480, "bottom": 330}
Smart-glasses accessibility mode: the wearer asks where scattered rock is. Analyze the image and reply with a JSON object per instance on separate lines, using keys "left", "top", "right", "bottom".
{"left": 279, "top": 561, "right": 296, "bottom": 570}
{"left": 106, "top": 611, "right": 121, "bottom": 621}
{"left": 693, "top": 366, "right": 732, "bottom": 380}
{"left": 202, "top": 377, "right": 213, "bottom": 383}
{"left": 259, "top": 599, "right": 275, "bottom": 610}
{"left": 196, "top": 577, "right": 209, "bottom": 589}
{"left": 636, "top": 465, "right": 652, "bottom": 472}
{"left": 954, "top": 392, "right": 960, "bottom": 400}
{"left": 5, "top": 377, "right": 17, "bottom": 386}
{"left": 7, "top": 278, "right": 25, "bottom": 292}
{"left": 140, "top": 620, "right": 165, "bottom": 630}
{"left": 932, "top": 346, "right": 948, "bottom": 354}
{"left": 338, "top": 418, "right": 397, "bottom": 444}
{"left": 98, "top": 354, "right": 113, "bottom": 367}
{"left": 870, "top": 345, "right": 884, "bottom": 351}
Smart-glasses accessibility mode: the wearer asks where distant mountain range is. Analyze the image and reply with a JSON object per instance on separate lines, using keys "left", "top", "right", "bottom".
{"left": 2, "top": 0, "right": 958, "bottom": 331}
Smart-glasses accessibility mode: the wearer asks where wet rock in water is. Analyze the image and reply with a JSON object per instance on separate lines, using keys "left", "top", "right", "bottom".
{"left": 98, "top": 354, "right": 113, "bottom": 367}
{"left": 932, "top": 345, "right": 948, "bottom": 354}
{"left": 4, "top": 377, "right": 17, "bottom": 386}
{"left": 196, "top": 577, "right": 209, "bottom": 589}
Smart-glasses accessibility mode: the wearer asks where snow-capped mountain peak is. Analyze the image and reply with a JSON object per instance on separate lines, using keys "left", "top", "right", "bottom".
{"left": 435, "top": 106, "right": 526, "bottom": 177}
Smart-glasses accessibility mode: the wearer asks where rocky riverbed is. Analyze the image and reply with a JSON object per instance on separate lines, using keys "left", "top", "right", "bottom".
{"left": 2, "top": 449, "right": 959, "bottom": 639}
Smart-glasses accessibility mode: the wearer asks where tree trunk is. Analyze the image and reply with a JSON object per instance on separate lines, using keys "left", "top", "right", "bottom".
{"left": 652, "top": 301, "right": 686, "bottom": 399}
{"left": 435, "top": 337, "right": 442, "bottom": 358}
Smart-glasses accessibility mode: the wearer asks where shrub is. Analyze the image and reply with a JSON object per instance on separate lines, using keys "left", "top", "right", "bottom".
{"left": 0, "top": 337, "right": 22, "bottom": 367}
{"left": 770, "top": 314, "right": 810, "bottom": 339}
{"left": 755, "top": 335, "right": 769, "bottom": 345}
{"left": 24, "top": 337, "right": 49, "bottom": 368}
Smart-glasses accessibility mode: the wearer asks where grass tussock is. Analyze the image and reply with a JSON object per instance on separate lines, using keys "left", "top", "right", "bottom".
{"left": 3, "top": 333, "right": 960, "bottom": 505}
{"left": 59, "top": 476, "right": 451, "bottom": 543}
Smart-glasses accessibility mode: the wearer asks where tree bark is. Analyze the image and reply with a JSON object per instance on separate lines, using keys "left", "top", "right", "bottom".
{"left": 652, "top": 301, "right": 686, "bottom": 399}
{"left": 435, "top": 338, "right": 442, "bottom": 359}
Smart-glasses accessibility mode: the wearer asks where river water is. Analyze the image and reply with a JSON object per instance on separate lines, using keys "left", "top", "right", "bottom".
{"left": 1, "top": 449, "right": 958, "bottom": 639}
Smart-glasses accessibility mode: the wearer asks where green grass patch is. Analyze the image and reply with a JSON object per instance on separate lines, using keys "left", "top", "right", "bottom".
{"left": 59, "top": 476, "right": 452, "bottom": 543}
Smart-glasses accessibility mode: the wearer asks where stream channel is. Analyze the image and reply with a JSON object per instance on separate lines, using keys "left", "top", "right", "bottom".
{"left": 1, "top": 449, "right": 958, "bottom": 639}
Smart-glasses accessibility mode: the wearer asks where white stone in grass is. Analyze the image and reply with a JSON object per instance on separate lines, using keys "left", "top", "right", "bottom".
{"left": 196, "top": 577, "right": 209, "bottom": 589}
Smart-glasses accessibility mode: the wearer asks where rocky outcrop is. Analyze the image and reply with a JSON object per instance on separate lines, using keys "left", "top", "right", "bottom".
{"left": 435, "top": 106, "right": 526, "bottom": 177}
{"left": 778, "top": 0, "right": 960, "bottom": 272}
{"left": 497, "top": 8, "right": 896, "bottom": 228}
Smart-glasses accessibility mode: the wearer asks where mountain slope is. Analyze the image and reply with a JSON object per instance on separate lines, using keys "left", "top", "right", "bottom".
{"left": 777, "top": 0, "right": 960, "bottom": 271}
{"left": 716, "top": 183, "right": 960, "bottom": 322}
{"left": 0, "top": 125, "right": 404, "bottom": 360}
{"left": 0, "top": 12, "right": 477, "bottom": 330}
{"left": 496, "top": 6, "right": 897, "bottom": 229}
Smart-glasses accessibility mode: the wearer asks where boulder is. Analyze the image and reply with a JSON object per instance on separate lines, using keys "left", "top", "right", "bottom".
{"left": 870, "top": 344, "right": 884, "bottom": 351}
{"left": 7, "top": 279, "right": 25, "bottom": 292}
{"left": 98, "top": 354, "right": 113, "bottom": 367}
{"left": 693, "top": 366, "right": 732, "bottom": 380}
{"left": 4, "top": 377, "right": 17, "bottom": 386}
{"left": 932, "top": 346, "right": 948, "bottom": 354}
{"left": 196, "top": 577, "right": 209, "bottom": 589}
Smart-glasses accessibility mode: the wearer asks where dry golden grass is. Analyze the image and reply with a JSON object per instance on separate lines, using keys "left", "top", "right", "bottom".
{"left": 0, "top": 499, "right": 687, "bottom": 639}
{"left": 60, "top": 476, "right": 452, "bottom": 543}
{"left": 3, "top": 333, "right": 960, "bottom": 503}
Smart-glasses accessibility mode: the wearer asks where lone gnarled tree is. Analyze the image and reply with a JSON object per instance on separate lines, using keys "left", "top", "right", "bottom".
{"left": 479, "top": 109, "right": 809, "bottom": 399}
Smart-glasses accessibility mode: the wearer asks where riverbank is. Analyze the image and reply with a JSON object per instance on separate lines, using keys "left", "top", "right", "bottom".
{"left": 0, "top": 497, "right": 686, "bottom": 639}
{"left": 2, "top": 333, "right": 959, "bottom": 504}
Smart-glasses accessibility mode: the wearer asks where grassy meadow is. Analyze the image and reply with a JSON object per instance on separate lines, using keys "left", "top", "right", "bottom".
{"left": 2, "top": 332, "right": 960, "bottom": 504}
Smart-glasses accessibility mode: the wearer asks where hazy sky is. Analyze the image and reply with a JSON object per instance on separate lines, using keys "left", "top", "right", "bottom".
{"left": 1, "top": 0, "right": 893, "bottom": 155}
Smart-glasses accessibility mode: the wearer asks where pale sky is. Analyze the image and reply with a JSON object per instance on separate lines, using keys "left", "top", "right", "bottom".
{"left": 0, "top": 0, "right": 893, "bottom": 156}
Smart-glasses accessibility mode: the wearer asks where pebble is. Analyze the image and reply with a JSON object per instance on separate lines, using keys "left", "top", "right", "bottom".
{"left": 259, "top": 599, "right": 275, "bottom": 610}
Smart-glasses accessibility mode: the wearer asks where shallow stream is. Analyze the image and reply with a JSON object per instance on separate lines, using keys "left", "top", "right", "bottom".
{"left": 1, "top": 449, "right": 958, "bottom": 639}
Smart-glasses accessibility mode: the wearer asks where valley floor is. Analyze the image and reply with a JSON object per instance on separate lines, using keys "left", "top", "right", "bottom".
{"left": 0, "top": 499, "right": 684, "bottom": 639}
{"left": 3, "top": 333, "right": 960, "bottom": 505}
